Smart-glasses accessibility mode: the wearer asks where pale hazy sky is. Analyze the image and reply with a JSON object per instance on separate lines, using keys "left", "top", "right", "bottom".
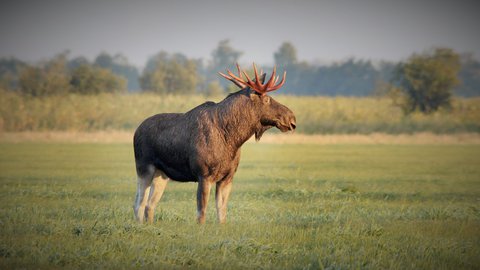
{"left": 1, "top": 0, "right": 479, "bottom": 68}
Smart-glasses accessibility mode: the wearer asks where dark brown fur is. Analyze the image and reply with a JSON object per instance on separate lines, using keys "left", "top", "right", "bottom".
{"left": 133, "top": 87, "right": 296, "bottom": 223}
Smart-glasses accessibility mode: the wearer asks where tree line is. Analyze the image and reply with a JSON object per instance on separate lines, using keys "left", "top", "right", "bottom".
{"left": 0, "top": 52, "right": 131, "bottom": 96}
{"left": 1, "top": 40, "right": 479, "bottom": 101}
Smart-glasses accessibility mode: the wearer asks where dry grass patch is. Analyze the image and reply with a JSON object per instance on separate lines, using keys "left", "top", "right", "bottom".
{"left": 256, "top": 132, "right": 480, "bottom": 144}
{"left": 0, "top": 131, "right": 134, "bottom": 143}
{"left": 2, "top": 131, "right": 480, "bottom": 144}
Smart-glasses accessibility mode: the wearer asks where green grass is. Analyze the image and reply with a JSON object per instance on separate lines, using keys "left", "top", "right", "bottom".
{"left": 0, "top": 142, "right": 479, "bottom": 269}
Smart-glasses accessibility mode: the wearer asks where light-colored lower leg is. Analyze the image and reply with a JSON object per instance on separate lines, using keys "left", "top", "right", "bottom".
{"left": 216, "top": 180, "right": 233, "bottom": 224}
{"left": 145, "top": 170, "right": 169, "bottom": 223}
{"left": 133, "top": 173, "right": 153, "bottom": 223}
{"left": 197, "top": 179, "right": 212, "bottom": 224}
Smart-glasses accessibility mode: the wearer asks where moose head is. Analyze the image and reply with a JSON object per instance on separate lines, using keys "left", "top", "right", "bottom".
{"left": 219, "top": 63, "right": 296, "bottom": 140}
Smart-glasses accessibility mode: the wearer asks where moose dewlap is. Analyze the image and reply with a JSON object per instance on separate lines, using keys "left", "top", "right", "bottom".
{"left": 133, "top": 63, "right": 296, "bottom": 224}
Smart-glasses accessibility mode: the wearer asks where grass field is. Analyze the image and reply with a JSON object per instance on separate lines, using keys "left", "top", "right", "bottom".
{"left": 1, "top": 90, "right": 480, "bottom": 134}
{"left": 1, "top": 142, "right": 479, "bottom": 269}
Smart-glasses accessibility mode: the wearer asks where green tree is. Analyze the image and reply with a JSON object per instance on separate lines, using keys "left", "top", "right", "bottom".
{"left": 209, "top": 40, "right": 242, "bottom": 87}
{"left": 140, "top": 52, "right": 199, "bottom": 94}
{"left": 18, "top": 53, "right": 71, "bottom": 96}
{"left": 70, "top": 64, "right": 126, "bottom": 94}
{"left": 274, "top": 42, "right": 297, "bottom": 68}
{"left": 393, "top": 48, "right": 461, "bottom": 113}
{"left": 211, "top": 40, "right": 242, "bottom": 70}
{"left": 67, "top": 56, "right": 89, "bottom": 71}
{"left": 456, "top": 53, "right": 480, "bottom": 97}
{"left": 94, "top": 52, "right": 140, "bottom": 91}
{"left": 0, "top": 57, "right": 26, "bottom": 90}
{"left": 205, "top": 80, "right": 224, "bottom": 97}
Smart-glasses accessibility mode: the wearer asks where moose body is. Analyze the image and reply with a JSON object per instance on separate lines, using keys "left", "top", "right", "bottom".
{"left": 133, "top": 64, "right": 296, "bottom": 224}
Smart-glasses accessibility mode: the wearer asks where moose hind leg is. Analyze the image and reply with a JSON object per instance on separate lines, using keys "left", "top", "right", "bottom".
{"left": 215, "top": 180, "right": 233, "bottom": 224}
{"left": 133, "top": 166, "right": 154, "bottom": 223}
{"left": 196, "top": 178, "right": 212, "bottom": 224}
{"left": 145, "top": 170, "right": 169, "bottom": 223}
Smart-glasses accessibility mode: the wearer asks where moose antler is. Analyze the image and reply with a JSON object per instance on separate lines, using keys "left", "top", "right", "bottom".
{"left": 219, "top": 63, "right": 286, "bottom": 95}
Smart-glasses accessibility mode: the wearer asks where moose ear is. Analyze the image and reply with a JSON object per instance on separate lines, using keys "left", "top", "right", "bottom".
{"left": 248, "top": 89, "right": 260, "bottom": 99}
{"left": 258, "top": 73, "right": 266, "bottom": 84}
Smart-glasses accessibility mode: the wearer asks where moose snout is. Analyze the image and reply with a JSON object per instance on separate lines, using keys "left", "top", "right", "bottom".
{"left": 284, "top": 114, "right": 296, "bottom": 131}
{"left": 290, "top": 121, "right": 296, "bottom": 130}
{"left": 275, "top": 104, "right": 296, "bottom": 132}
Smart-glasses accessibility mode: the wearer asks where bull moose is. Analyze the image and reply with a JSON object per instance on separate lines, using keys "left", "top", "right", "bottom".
{"left": 133, "top": 63, "right": 296, "bottom": 224}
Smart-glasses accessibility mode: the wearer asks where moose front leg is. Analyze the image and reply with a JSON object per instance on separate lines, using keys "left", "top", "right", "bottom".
{"left": 215, "top": 180, "right": 233, "bottom": 224}
{"left": 196, "top": 179, "right": 212, "bottom": 224}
